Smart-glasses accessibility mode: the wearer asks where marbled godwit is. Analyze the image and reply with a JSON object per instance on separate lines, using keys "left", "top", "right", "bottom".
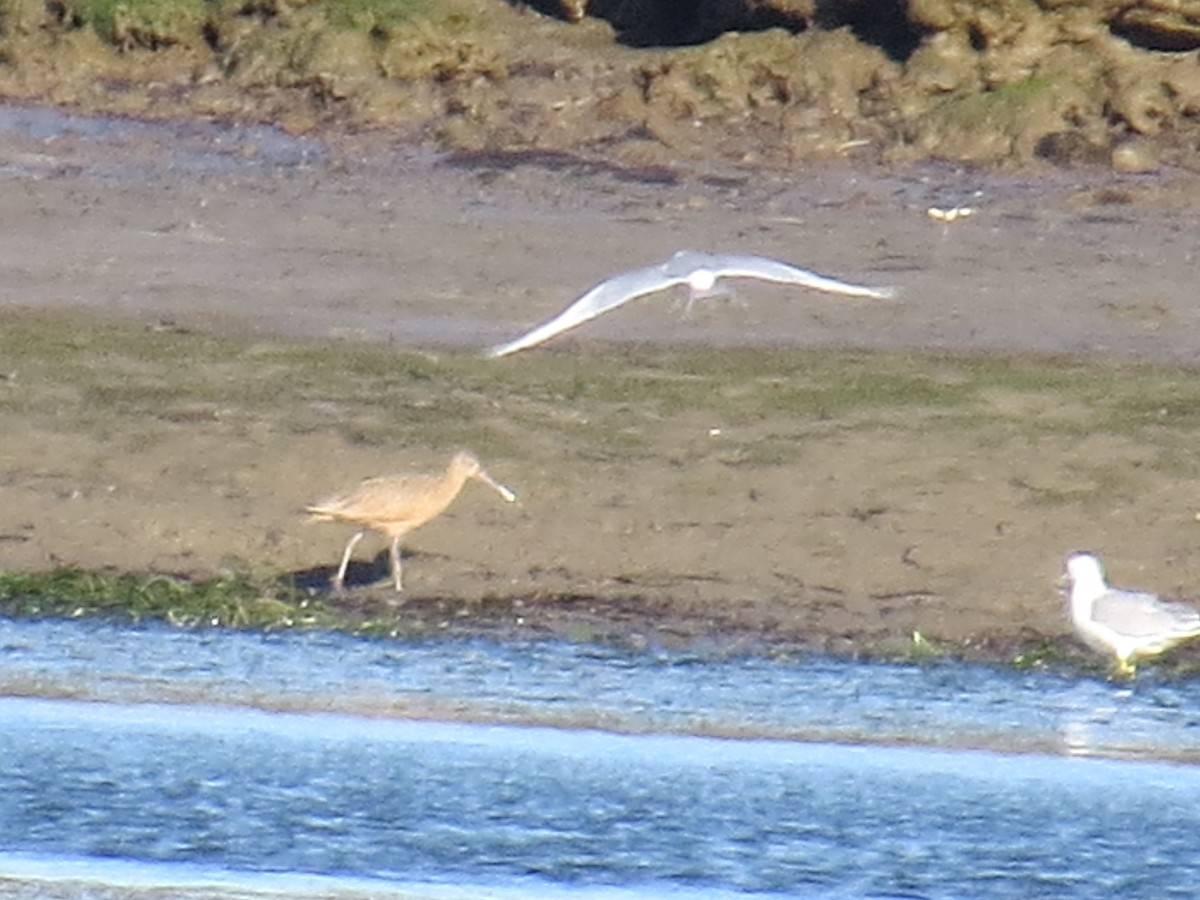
{"left": 306, "top": 451, "right": 516, "bottom": 594}
{"left": 1061, "top": 552, "right": 1200, "bottom": 676}
{"left": 486, "top": 250, "right": 896, "bottom": 358}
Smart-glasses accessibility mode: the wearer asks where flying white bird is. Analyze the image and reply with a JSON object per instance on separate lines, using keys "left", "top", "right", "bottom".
{"left": 485, "top": 250, "right": 897, "bottom": 358}
{"left": 1061, "top": 551, "right": 1200, "bottom": 676}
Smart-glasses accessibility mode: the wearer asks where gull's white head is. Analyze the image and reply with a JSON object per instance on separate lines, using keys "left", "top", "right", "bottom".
{"left": 1064, "top": 552, "right": 1107, "bottom": 601}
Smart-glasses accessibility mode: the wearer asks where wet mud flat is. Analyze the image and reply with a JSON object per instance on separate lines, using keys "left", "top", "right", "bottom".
{"left": 2, "top": 108, "right": 1200, "bottom": 667}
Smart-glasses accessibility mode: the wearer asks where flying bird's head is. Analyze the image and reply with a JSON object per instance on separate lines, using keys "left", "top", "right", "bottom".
{"left": 686, "top": 268, "right": 718, "bottom": 293}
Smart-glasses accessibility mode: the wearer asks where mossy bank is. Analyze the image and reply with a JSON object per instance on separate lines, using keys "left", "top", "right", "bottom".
{"left": 1, "top": 0, "right": 1200, "bottom": 169}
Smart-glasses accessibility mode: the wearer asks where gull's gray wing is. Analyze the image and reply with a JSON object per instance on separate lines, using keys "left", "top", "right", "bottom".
{"left": 1093, "top": 588, "right": 1200, "bottom": 640}
{"left": 706, "top": 253, "right": 896, "bottom": 300}
{"left": 486, "top": 263, "right": 688, "bottom": 358}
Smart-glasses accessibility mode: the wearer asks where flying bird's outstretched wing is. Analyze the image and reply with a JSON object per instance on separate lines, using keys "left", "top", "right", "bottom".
{"left": 707, "top": 254, "right": 897, "bottom": 300}
{"left": 486, "top": 262, "right": 688, "bottom": 358}
{"left": 486, "top": 250, "right": 897, "bottom": 358}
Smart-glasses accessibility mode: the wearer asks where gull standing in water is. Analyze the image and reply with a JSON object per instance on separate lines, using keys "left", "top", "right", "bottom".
{"left": 486, "top": 250, "right": 897, "bottom": 358}
{"left": 1061, "top": 551, "right": 1200, "bottom": 676}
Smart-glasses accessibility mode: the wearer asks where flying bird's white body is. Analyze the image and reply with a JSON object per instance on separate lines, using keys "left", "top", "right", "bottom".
{"left": 1062, "top": 552, "right": 1200, "bottom": 675}
{"left": 486, "top": 250, "right": 896, "bottom": 358}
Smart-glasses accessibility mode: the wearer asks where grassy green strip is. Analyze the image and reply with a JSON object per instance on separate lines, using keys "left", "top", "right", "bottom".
{"left": 0, "top": 567, "right": 332, "bottom": 630}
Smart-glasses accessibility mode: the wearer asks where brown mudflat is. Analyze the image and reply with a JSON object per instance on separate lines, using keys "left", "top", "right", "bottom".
{"left": 2, "top": 101, "right": 1200, "bottom": 665}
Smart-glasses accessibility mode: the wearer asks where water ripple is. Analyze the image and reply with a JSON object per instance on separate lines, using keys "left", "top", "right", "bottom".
{"left": 1, "top": 617, "right": 1200, "bottom": 762}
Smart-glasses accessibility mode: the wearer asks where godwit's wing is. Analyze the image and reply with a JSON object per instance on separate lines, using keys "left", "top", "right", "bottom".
{"left": 486, "top": 261, "right": 690, "bottom": 358}
{"left": 702, "top": 253, "right": 897, "bottom": 300}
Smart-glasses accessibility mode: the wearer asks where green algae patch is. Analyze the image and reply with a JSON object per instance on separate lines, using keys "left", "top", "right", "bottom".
{"left": 317, "top": 0, "right": 429, "bottom": 34}
{"left": 0, "top": 565, "right": 460, "bottom": 639}
{"left": 60, "top": 0, "right": 211, "bottom": 49}
{"left": 0, "top": 566, "right": 330, "bottom": 629}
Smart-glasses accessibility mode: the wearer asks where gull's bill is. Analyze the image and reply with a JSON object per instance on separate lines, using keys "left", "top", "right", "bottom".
{"left": 486, "top": 250, "right": 896, "bottom": 358}
{"left": 1062, "top": 551, "right": 1200, "bottom": 676}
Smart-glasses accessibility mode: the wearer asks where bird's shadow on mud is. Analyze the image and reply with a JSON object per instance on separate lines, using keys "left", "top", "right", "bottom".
{"left": 289, "top": 549, "right": 443, "bottom": 594}
{"left": 289, "top": 560, "right": 381, "bottom": 593}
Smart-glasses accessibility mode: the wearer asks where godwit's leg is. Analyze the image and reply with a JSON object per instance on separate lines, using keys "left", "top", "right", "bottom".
{"left": 333, "top": 530, "right": 366, "bottom": 593}
{"left": 389, "top": 536, "right": 404, "bottom": 592}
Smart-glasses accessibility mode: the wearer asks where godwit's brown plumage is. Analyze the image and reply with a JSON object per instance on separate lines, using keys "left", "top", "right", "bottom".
{"left": 305, "top": 451, "right": 516, "bottom": 594}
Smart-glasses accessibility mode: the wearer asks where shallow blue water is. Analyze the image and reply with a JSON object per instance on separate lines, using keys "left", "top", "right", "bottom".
{"left": 2, "top": 617, "right": 1200, "bottom": 898}
{"left": 2, "top": 617, "right": 1198, "bottom": 759}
